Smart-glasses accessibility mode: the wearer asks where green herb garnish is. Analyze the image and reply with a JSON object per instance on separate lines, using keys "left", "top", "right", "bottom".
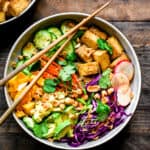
{"left": 59, "top": 64, "right": 76, "bottom": 82}
{"left": 57, "top": 59, "right": 67, "bottom": 66}
{"left": 97, "top": 38, "right": 112, "bottom": 54}
{"left": 99, "top": 68, "right": 112, "bottom": 89}
{"left": 96, "top": 101, "right": 110, "bottom": 122}
{"left": 43, "top": 79, "right": 58, "bottom": 93}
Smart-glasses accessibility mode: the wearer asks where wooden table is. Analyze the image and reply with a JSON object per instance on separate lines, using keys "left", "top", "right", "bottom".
{"left": 0, "top": 0, "right": 150, "bottom": 149}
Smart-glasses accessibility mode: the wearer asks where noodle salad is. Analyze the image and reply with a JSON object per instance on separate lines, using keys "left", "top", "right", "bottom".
{"left": 7, "top": 20, "right": 134, "bottom": 147}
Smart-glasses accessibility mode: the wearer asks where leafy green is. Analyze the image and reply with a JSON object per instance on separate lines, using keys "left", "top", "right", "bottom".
{"left": 99, "top": 68, "right": 112, "bottom": 89}
{"left": 87, "top": 92, "right": 95, "bottom": 105}
{"left": 97, "top": 38, "right": 112, "bottom": 54}
{"left": 43, "top": 79, "right": 58, "bottom": 93}
{"left": 33, "top": 122, "right": 49, "bottom": 138}
{"left": 73, "top": 30, "right": 85, "bottom": 41}
{"left": 46, "top": 48, "right": 57, "bottom": 57}
{"left": 57, "top": 59, "right": 67, "bottom": 66}
{"left": 23, "top": 117, "right": 35, "bottom": 130}
{"left": 96, "top": 101, "right": 110, "bottom": 122}
{"left": 59, "top": 64, "right": 76, "bottom": 82}
{"left": 46, "top": 112, "right": 61, "bottom": 123}
{"left": 66, "top": 52, "right": 77, "bottom": 61}
{"left": 29, "top": 60, "right": 41, "bottom": 72}
{"left": 54, "top": 120, "right": 71, "bottom": 137}
{"left": 77, "top": 98, "right": 86, "bottom": 105}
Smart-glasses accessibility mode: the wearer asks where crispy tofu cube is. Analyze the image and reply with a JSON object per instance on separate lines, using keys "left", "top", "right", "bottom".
{"left": 89, "top": 26, "right": 107, "bottom": 40}
{"left": 93, "top": 50, "right": 110, "bottom": 71}
{"left": 0, "top": 11, "right": 5, "bottom": 22}
{"left": 110, "top": 52, "right": 129, "bottom": 68}
{"left": 22, "top": 102, "right": 35, "bottom": 115}
{"left": 76, "top": 44, "right": 95, "bottom": 62}
{"left": 81, "top": 30, "right": 99, "bottom": 49}
{"left": 8, "top": 0, "right": 30, "bottom": 16}
{"left": 107, "top": 36, "right": 123, "bottom": 59}
{"left": 77, "top": 62, "right": 100, "bottom": 76}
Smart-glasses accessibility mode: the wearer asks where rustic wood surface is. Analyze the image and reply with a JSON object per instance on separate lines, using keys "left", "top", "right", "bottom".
{"left": 0, "top": 0, "right": 150, "bottom": 150}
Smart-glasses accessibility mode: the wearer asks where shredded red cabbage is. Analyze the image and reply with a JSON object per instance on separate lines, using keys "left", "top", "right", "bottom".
{"left": 60, "top": 76, "right": 132, "bottom": 147}
{"left": 86, "top": 74, "right": 101, "bottom": 89}
{"left": 61, "top": 91, "right": 131, "bottom": 147}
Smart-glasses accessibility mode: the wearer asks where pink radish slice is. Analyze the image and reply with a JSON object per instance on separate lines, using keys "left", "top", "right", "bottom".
{"left": 117, "top": 85, "right": 130, "bottom": 94}
{"left": 111, "top": 73, "right": 129, "bottom": 93}
{"left": 117, "top": 91, "right": 131, "bottom": 107}
{"left": 125, "top": 87, "right": 134, "bottom": 99}
{"left": 114, "top": 60, "right": 134, "bottom": 81}
{"left": 117, "top": 87, "right": 133, "bottom": 106}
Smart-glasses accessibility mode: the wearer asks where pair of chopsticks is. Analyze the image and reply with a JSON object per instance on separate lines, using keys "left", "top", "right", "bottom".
{"left": 0, "top": 0, "right": 112, "bottom": 125}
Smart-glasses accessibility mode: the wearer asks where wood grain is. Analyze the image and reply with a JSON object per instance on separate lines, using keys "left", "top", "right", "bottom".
{"left": 0, "top": 0, "right": 149, "bottom": 150}
{"left": 33, "top": 0, "right": 150, "bottom": 21}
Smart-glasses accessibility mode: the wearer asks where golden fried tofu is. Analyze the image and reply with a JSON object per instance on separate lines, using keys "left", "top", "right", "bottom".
{"left": 93, "top": 50, "right": 110, "bottom": 71}
{"left": 77, "top": 62, "right": 100, "bottom": 76}
{"left": 107, "top": 36, "right": 123, "bottom": 59}
{"left": 8, "top": 0, "right": 30, "bottom": 16}
{"left": 0, "top": 11, "right": 5, "bottom": 22}
{"left": 75, "top": 44, "right": 95, "bottom": 62}
{"left": 89, "top": 26, "right": 107, "bottom": 40}
{"left": 81, "top": 30, "right": 99, "bottom": 49}
{"left": 110, "top": 52, "right": 129, "bottom": 68}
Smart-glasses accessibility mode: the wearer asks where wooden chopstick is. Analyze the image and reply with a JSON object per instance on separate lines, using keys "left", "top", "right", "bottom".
{"left": 0, "top": 0, "right": 112, "bottom": 86}
{"left": 0, "top": 0, "right": 112, "bottom": 125}
{"left": 0, "top": 33, "right": 76, "bottom": 125}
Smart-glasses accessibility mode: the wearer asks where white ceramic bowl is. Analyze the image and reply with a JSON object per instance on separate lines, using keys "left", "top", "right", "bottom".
{"left": 4, "top": 12, "right": 141, "bottom": 149}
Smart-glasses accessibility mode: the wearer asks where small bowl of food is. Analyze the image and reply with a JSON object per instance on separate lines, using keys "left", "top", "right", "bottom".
{"left": 4, "top": 13, "right": 141, "bottom": 149}
{"left": 0, "top": 0, "right": 36, "bottom": 25}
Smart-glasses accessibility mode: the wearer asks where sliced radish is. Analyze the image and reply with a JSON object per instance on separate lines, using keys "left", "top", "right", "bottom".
{"left": 117, "top": 85, "right": 130, "bottom": 94}
{"left": 111, "top": 73, "right": 129, "bottom": 93}
{"left": 117, "top": 91, "right": 131, "bottom": 107}
{"left": 117, "top": 87, "right": 133, "bottom": 107}
{"left": 126, "top": 87, "right": 134, "bottom": 99}
{"left": 114, "top": 60, "right": 134, "bottom": 81}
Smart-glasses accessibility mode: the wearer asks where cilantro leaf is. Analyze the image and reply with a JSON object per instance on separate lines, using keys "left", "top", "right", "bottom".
{"left": 99, "top": 68, "right": 112, "bottom": 89}
{"left": 59, "top": 64, "right": 76, "bottom": 82}
{"left": 57, "top": 60, "right": 67, "bottom": 66}
{"left": 96, "top": 101, "right": 110, "bottom": 122}
{"left": 43, "top": 79, "right": 58, "bottom": 93}
{"left": 97, "top": 38, "right": 112, "bottom": 54}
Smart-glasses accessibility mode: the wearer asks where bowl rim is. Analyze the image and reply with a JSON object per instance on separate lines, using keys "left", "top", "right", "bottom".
{"left": 0, "top": 0, "right": 36, "bottom": 26}
{"left": 4, "top": 12, "right": 141, "bottom": 149}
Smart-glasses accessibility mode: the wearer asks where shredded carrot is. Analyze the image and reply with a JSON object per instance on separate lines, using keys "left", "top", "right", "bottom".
{"left": 72, "top": 74, "right": 82, "bottom": 89}
{"left": 58, "top": 56, "right": 65, "bottom": 61}
{"left": 44, "top": 61, "right": 61, "bottom": 77}
{"left": 41, "top": 55, "right": 50, "bottom": 61}
{"left": 42, "top": 72, "right": 56, "bottom": 79}
{"left": 52, "top": 61, "right": 61, "bottom": 69}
